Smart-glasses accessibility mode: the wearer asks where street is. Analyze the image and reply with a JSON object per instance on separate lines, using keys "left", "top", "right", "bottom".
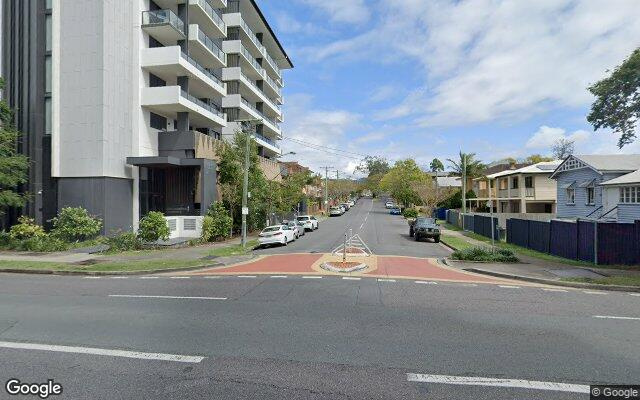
{"left": 1, "top": 198, "right": 639, "bottom": 399}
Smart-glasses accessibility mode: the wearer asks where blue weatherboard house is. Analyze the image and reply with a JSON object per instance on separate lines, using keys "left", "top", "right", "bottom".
{"left": 550, "top": 155, "right": 640, "bottom": 222}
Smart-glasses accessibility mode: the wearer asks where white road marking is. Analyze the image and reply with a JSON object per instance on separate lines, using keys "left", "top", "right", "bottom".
{"left": 237, "top": 275, "right": 257, "bottom": 278}
{"left": 583, "top": 291, "right": 607, "bottom": 295}
{"left": 0, "top": 340, "right": 205, "bottom": 364}
{"left": 302, "top": 276, "right": 322, "bottom": 279}
{"left": 377, "top": 279, "right": 396, "bottom": 282}
{"left": 499, "top": 285, "right": 520, "bottom": 289}
{"left": 140, "top": 277, "right": 158, "bottom": 279}
{"left": 342, "top": 277, "right": 361, "bottom": 280}
{"left": 83, "top": 276, "right": 100, "bottom": 279}
{"left": 456, "top": 283, "right": 477, "bottom": 287}
{"left": 593, "top": 315, "right": 640, "bottom": 321}
{"left": 108, "top": 295, "right": 226, "bottom": 300}
{"left": 170, "top": 276, "right": 190, "bottom": 279}
{"left": 542, "top": 288, "right": 568, "bottom": 292}
{"left": 629, "top": 293, "right": 640, "bottom": 297}
{"left": 415, "top": 281, "right": 438, "bottom": 285}
{"left": 406, "top": 373, "right": 589, "bottom": 394}
{"left": 110, "top": 276, "right": 128, "bottom": 279}
{"left": 204, "top": 276, "right": 221, "bottom": 279}
{"left": 270, "top": 275, "right": 288, "bottom": 278}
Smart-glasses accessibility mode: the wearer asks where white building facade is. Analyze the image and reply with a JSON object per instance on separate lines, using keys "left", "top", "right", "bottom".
{"left": 44, "top": 0, "right": 292, "bottom": 235}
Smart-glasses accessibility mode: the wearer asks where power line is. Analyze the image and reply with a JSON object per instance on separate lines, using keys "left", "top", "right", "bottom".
{"left": 282, "top": 136, "right": 369, "bottom": 158}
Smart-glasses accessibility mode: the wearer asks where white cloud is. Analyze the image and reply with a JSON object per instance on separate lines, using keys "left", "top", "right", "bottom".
{"left": 353, "top": 132, "right": 385, "bottom": 144}
{"left": 525, "top": 125, "right": 590, "bottom": 149}
{"left": 368, "top": 85, "right": 397, "bottom": 103}
{"left": 298, "top": 0, "right": 371, "bottom": 24}
{"left": 300, "top": 0, "right": 640, "bottom": 125}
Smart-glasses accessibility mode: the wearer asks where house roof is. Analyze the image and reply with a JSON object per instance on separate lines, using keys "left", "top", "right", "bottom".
{"left": 436, "top": 176, "right": 462, "bottom": 187}
{"left": 483, "top": 161, "right": 561, "bottom": 179}
{"left": 575, "top": 154, "right": 640, "bottom": 172}
{"left": 600, "top": 169, "right": 640, "bottom": 186}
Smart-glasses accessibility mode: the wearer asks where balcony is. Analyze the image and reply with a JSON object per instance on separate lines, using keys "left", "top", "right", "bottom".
{"left": 525, "top": 187, "right": 535, "bottom": 197}
{"left": 188, "top": 25, "right": 226, "bottom": 68}
{"left": 222, "top": 94, "right": 281, "bottom": 137}
{"left": 222, "top": 40, "right": 265, "bottom": 80}
{"left": 262, "top": 72, "right": 282, "bottom": 99}
{"left": 254, "top": 132, "right": 281, "bottom": 155}
{"left": 222, "top": 67, "right": 281, "bottom": 116}
{"left": 141, "top": 10, "right": 185, "bottom": 46}
{"left": 141, "top": 46, "right": 226, "bottom": 98}
{"left": 188, "top": 0, "right": 226, "bottom": 38}
{"left": 141, "top": 86, "right": 226, "bottom": 128}
{"left": 498, "top": 189, "right": 509, "bottom": 198}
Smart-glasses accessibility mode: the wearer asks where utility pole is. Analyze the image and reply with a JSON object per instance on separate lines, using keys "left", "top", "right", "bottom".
{"left": 321, "top": 166, "right": 332, "bottom": 211}
{"left": 462, "top": 154, "right": 467, "bottom": 214}
{"left": 241, "top": 123, "right": 251, "bottom": 248}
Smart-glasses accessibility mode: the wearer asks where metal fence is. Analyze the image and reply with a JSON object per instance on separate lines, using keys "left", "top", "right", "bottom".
{"left": 506, "top": 218, "right": 640, "bottom": 265}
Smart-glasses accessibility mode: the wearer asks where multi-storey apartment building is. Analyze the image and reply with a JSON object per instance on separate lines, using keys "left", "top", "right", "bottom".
{"left": 1, "top": 0, "right": 292, "bottom": 236}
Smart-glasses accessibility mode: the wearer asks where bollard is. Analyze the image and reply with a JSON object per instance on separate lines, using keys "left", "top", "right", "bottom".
{"left": 343, "top": 232, "right": 347, "bottom": 263}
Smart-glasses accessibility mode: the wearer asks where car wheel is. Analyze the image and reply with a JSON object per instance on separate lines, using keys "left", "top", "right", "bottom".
{"left": 434, "top": 236, "right": 440, "bottom": 243}
{"left": 409, "top": 229, "right": 414, "bottom": 237}
{"left": 282, "top": 237, "right": 287, "bottom": 246}
{"left": 414, "top": 235, "right": 419, "bottom": 242}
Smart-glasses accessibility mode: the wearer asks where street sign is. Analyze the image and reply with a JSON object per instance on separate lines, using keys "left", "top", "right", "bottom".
{"left": 242, "top": 207, "right": 249, "bottom": 215}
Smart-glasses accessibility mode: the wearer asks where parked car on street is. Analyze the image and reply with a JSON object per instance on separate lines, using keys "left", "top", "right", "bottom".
{"left": 409, "top": 217, "right": 433, "bottom": 237}
{"left": 390, "top": 207, "right": 402, "bottom": 215}
{"left": 330, "top": 206, "right": 343, "bottom": 216}
{"left": 348, "top": 200, "right": 355, "bottom": 207}
{"left": 340, "top": 202, "right": 350, "bottom": 211}
{"left": 285, "top": 221, "right": 302, "bottom": 239}
{"left": 258, "top": 225, "right": 296, "bottom": 247}
{"left": 413, "top": 219, "right": 441, "bottom": 243}
{"left": 339, "top": 205, "right": 346, "bottom": 213}
{"left": 296, "top": 215, "right": 319, "bottom": 231}
{"left": 385, "top": 201, "right": 395, "bottom": 209}
{"left": 294, "top": 220, "right": 306, "bottom": 236}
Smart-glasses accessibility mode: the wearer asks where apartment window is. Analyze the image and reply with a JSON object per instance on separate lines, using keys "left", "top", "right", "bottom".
{"left": 586, "top": 186, "right": 595, "bottom": 205}
{"left": 150, "top": 112, "right": 167, "bottom": 130}
{"left": 45, "top": 97, "right": 52, "bottom": 135}
{"left": 619, "top": 186, "right": 639, "bottom": 204}
{"left": 149, "top": 73, "right": 166, "bottom": 87}
{"left": 45, "top": 15, "right": 52, "bottom": 52}
{"left": 511, "top": 177, "right": 519, "bottom": 189}
{"left": 45, "top": 56, "right": 52, "bottom": 93}
{"left": 566, "top": 188, "right": 575, "bottom": 204}
{"left": 524, "top": 176, "right": 533, "bottom": 188}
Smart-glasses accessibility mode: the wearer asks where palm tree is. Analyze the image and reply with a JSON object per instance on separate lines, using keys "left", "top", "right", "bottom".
{"left": 446, "top": 152, "right": 485, "bottom": 178}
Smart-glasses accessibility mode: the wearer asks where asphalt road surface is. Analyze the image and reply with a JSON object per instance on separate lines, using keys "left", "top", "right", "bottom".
{"left": 1, "top": 272, "right": 639, "bottom": 399}
{"left": 256, "top": 197, "right": 452, "bottom": 258}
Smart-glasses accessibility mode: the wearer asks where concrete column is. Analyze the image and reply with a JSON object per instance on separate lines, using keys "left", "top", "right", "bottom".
{"left": 177, "top": 4, "right": 189, "bottom": 52}
{"left": 177, "top": 112, "right": 190, "bottom": 131}
{"left": 177, "top": 76, "right": 189, "bottom": 92}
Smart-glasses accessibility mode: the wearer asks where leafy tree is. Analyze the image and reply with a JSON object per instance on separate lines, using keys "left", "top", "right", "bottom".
{"left": 552, "top": 138, "right": 574, "bottom": 160}
{"left": 51, "top": 207, "right": 102, "bottom": 242}
{"left": 447, "top": 152, "right": 485, "bottom": 178}
{"left": 524, "top": 154, "right": 554, "bottom": 163}
{"left": 412, "top": 175, "right": 458, "bottom": 215}
{"left": 278, "top": 171, "right": 310, "bottom": 214}
{"left": 438, "top": 190, "right": 476, "bottom": 209}
{"left": 201, "top": 202, "right": 233, "bottom": 242}
{"left": 357, "top": 156, "right": 390, "bottom": 197}
{"left": 137, "top": 211, "right": 170, "bottom": 242}
{"left": 0, "top": 78, "right": 29, "bottom": 216}
{"left": 429, "top": 158, "right": 444, "bottom": 172}
{"left": 587, "top": 48, "right": 640, "bottom": 148}
{"left": 379, "top": 159, "right": 424, "bottom": 207}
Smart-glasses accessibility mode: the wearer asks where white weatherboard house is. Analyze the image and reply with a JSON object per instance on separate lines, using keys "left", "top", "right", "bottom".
{"left": 550, "top": 155, "right": 640, "bottom": 222}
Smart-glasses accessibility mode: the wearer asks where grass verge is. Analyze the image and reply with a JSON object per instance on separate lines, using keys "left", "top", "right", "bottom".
{"left": 209, "top": 240, "right": 259, "bottom": 257}
{"left": 440, "top": 234, "right": 475, "bottom": 251}
{"left": 562, "top": 276, "right": 640, "bottom": 287}
{"left": 0, "top": 259, "right": 211, "bottom": 273}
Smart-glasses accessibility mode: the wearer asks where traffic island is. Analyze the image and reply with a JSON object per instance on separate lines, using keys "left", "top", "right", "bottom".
{"left": 320, "top": 260, "right": 368, "bottom": 273}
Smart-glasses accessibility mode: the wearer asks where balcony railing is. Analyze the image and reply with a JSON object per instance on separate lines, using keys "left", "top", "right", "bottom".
{"left": 240, "top": 71, "right": 280, "bottom": 111}
{"left": 254, "top": 132, "right": 280, "bottom": 150}
{"left": 241, "top": 97, "right": 280, "bottom": 129}
{"left": 142, "top": 9, "right": 184, "bottom": 33}
{"left": 263, "top": 73, "right": 282, "bottom": 96}
{"left": 197, "top": 0, "right": 225, "bottom": 32}
{"left": 525, "top": 187, "right": 535, "bottom": 197}
{"left": 181, "top": 90, "right": 225, "bottom": 118}
{"left": 498, "top": 189, "right": 509, "bottom": 198}
{"left": 197, "top": 28, "right": 225, "bottom": 62}
{"left": 239, "top": 17, "right": 265, "bottom": 54}
{"left": 240, "top": 45, "right": 265, "bottom": 75}
{"left": 261, "top": 50, "right": 281, "bottom": 79}
{"left": 181, "top": 52, "right": 224, "bottom": 88}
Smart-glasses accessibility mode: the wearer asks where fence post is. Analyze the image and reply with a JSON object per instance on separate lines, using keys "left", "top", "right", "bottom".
{"left": 593, "top": 220, "right": 598, "bottom": 265}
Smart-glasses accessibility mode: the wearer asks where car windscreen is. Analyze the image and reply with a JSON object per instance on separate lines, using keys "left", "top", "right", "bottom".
{"left": 262, "top": 227, "right": 280, "bottom": 232}
{"left": 297, "top": 217, "right": 309, "bottom": 221}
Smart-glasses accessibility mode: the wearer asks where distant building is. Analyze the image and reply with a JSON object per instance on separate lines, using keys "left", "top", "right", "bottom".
{"left": 550, "top": 155, "right": 640, "bottom": 222}
{"left": 472, "top": 161, "right": 561, "bottom": 214}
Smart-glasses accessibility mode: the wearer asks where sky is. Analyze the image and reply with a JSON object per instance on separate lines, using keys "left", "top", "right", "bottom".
{"left": 256, "top": 0, "right": 640, "bottom": 177}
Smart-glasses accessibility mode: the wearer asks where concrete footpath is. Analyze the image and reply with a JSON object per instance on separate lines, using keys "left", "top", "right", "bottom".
{"left": 441, "top": 227, "right": 640, "bottom": 291}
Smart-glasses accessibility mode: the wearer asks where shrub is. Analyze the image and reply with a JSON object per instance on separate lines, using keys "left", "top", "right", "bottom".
{"left": 137, "top": 211, "right": 170, "bottom": 243}
{"left": 17, "top": 235, "right": 68, "bottom": 252}
{"left": 107, "top": 231, "right": 142, "bottom": 252}
{"left": 9, "top": 216, "right": 45, "bottom": 240}
{"left": 403, "top": 208, "right": 419, "bottom": 218}
{"left": 451, "top": 246, "right": 519, "bottom": 263}
{"left": 0, "top": 231, "right": 12, "bottom": 248}
{"left": 51, "top": 207, "right": 102, "bottom": 242}
{"left": 201, "top": 202, "right": 233, "bottom": 242}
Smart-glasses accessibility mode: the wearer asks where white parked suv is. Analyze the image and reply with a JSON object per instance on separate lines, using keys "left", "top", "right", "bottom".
{"left": 258, "top": 225, "right": 295, "bottom": 247}
{"left": 296, "top": 215, "right": 319, "bottom": 231}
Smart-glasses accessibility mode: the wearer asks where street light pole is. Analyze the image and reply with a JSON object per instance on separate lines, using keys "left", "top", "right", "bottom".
{"left": 241, "top": 124, "right": 251, "bottom": 248}
{"left": 462, "top": 154, "right": 467, "bottom": 215}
